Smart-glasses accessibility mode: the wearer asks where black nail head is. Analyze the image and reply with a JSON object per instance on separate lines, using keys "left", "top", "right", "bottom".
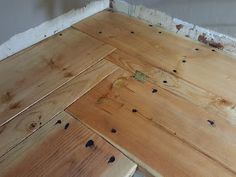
{"left": 152, "top": 89, "right": 158, "bottom": 93}
{"left": 64, "top": 123, "right": 70, "bottom": 130}
{"left": 85, "top": 140, "right": 94, "bottom": 148}
{"left": 132, "top": 109, "right": 138, "bottom": 113}
{"left": 111, "top": 128, "right": 117, "bottom": 133}
{"left": 207, "top": 120, "right": 215, "bottom": 126}
{"left": 108, "top": 156, "right": 115, "bottom": 163}
{"left": 55, "top": 120, "right": 62, "bottom": 125}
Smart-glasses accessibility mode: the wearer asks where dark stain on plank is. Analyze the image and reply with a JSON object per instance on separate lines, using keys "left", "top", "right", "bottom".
{"left": 214, "top": 98, "right": 233, "bottom": 108}
{"left": 218, "top": 98, "right": 231, "bottom": 106}
{"left": 63, "top": 72, "right": 73, "bottom": 78}
{"left": 1, "top": 92, "right": 13, "bottom": 103}
{"left": 29, "top": 122, "right": 38, "bottom": 131}
{"left": 48, "top": 58, "right": 57, "bottom": 69}
{"left": 9, "top": 101, "right": 21, "bottom": 110}
{"left": 47, "top": 57, "right": 62, "bottom": 70}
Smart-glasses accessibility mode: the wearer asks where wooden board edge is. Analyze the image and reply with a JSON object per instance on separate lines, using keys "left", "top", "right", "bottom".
{"left": 66, "top": 110, "right": 163, "bottom": 177}
{"left": 0, "top": 59, "right": 119, "bottom": 158}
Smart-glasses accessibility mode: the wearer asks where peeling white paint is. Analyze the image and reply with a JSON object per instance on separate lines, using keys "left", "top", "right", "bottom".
{"left": 0, "top": 0, "right": 109, "bottom": 61}
{"left": 113, "top": 0, "right": 236, "bottom": 57}
{"left": 2, "top": 0, "right": 236, "bottom": 61}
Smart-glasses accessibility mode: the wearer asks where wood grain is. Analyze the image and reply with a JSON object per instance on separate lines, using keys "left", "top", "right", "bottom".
{"left": 0, "top": 112, "right": 137, "bottom": 177}
{"left": 73, "top": 11, "right": 236, "bottom": 111}
{"left": 105, "top": 50, "right": 236, "bottom": 125}
{"left": 0, "top": 60, "right": 118, "bottom": 157}
{"left": 66, "top": 69, "right": 235, "bottom": 177}
{"left": 0, "top": 28, "right": 115, "bottom": 126}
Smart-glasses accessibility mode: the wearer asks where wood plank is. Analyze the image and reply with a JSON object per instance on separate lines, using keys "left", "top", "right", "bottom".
{"left": 0, "top": 60, "right": 118, "bottom": 157}
{"left": 105, "top": 50, "right": 236, "bottom": 125}
{"left": 0, "top": 111, "right": 137, "bottom": 177}
{"left": 66, "top": 69, "right": 235, "bottom": 177}
{"left": 73, "top": 11, "right": 236, "bottom": 110}
{"left": 0, "top": 28, "right": 115, "bottom": 126}
{"left": 101, "top": 64, "right": 236, "bottom": 172}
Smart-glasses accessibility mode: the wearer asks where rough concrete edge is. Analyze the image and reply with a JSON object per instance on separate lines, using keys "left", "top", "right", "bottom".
{"left": 112, "top": 0, "right": 236, "bottom": 57}
{"left": 0, "top": 0, "right": 110, "bottom": 61}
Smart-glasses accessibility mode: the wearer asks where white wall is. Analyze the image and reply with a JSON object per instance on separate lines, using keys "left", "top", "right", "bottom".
{"left": 0, "top": 0, "right": 109, "bottom": 60}
{"left": 0, "top": 0, "right": 99, "bottom": 44}
{"left": 123, "top": 0, "right": 236, "bottom": 38}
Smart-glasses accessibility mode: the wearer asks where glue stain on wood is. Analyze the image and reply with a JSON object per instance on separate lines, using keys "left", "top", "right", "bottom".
{"left": 112, "top": 77, "right": 128, "bottom": 89}
{"left": 133, "top": 71, "right": 149, "bottom": 83}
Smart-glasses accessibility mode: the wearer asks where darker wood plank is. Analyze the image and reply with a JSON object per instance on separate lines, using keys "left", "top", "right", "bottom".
{"left": 105, "top": 50, "right": 236, "bottom": 126}
{"left": 73, "top": 11, "right": 236, "bottom": 112}
{"left": 66, "top": 69, "right": 235, "bottom": 177}
{"left": 0, "top": 112, "right": 137, "bottom": 177}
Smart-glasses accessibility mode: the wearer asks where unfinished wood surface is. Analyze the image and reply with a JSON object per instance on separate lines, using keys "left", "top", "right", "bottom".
{"left": 0, "top": 60, "right": 118, "bottom": 157}
{"left": 99, "top": 64, "right": 236, "bottom": 172}
{"left": 66, "top": 69, "right": 235, "bottom": 177}
{"left": 0, "top": 112, "right": 137, "bottom": 177}
{"left": 0, "top": 28, "right": 115, "bottom": 126}
{"left": 106, "top": 50, "right": 236, "bottom": 125}
{"left": 73, "top": 11, "right": 236, "bottom": 109}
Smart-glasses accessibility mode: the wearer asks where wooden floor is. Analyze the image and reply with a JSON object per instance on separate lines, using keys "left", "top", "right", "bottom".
{"left": 1, "top": 10, "right": 236, "bottom": 177}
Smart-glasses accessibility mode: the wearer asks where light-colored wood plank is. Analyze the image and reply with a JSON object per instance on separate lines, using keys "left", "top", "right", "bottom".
{"left": 0, "top": 60, "right": 118, "bottom": 157}
{"left": 105, "top": 50, "right": 236, "bottom": 127}
{"left": 0, "top": 111, "right": 137, "bottom": 177}
{"left": 66, "top": 69, "right": 235, "bottom": 177}
{"left": 100, "top": 62, "right": 236, "bottom": 172}
{"left": 73, "top": 11, "right": 236, "bottom": 110}
{"left": 0, "top": 28, "right": 115, "bottom": 126}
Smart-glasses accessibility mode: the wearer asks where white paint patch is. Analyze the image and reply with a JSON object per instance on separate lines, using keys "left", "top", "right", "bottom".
{"left": 0, "top": 0, "right": 109, "bottom": 61}
{"left": 113, "top": 0, "right": 236, "bottom": 57}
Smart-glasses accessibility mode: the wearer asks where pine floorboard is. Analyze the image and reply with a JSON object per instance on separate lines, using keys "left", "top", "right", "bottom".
{"left": 2, "top": 10, "right": 236, "bottom": 177}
